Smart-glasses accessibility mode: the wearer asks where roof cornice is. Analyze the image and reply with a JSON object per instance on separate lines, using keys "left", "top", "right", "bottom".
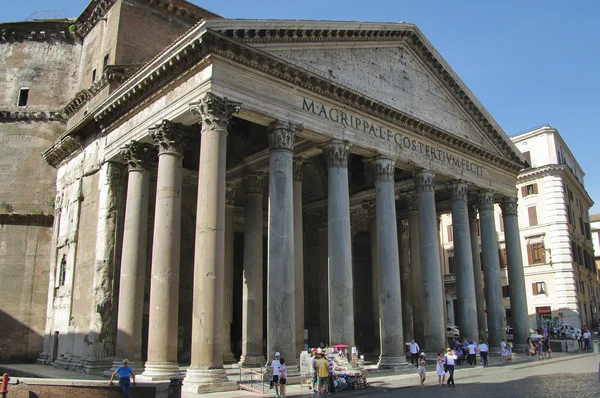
{"left": 518, "top": 164, "right": 594, "bottom": 207}
{"left": 0, "top": 20, "right": 76, "bottom": 43}
{"left": 76, "top": 0, "right": 219, "bottom": 38}
{"left": 0, "top": 110, "right": 65, "bottom": 122}
{"left": 46, "top": 25, "right": 525, "bottom": 174}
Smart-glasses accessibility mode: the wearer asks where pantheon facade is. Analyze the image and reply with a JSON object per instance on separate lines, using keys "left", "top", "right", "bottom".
{"left": 36, "top": 2, "right": 529, "bottom": 394}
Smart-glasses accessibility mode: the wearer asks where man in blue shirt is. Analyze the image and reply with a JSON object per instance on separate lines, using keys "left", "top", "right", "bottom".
{"left": 109, "top": 358, "right": 136, "bottom": 398}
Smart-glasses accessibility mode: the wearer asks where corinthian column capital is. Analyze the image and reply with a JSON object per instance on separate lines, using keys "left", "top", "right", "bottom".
{"left": 500, "top": 197, "right": 518, "bottom": 216}
{"left": 399, "top": 219, "right": 409, "bottom": 237}
{"left": 413, "top": 169, "right": 435, "bottom": 193}
{"left": 293, "top": 157, "right": 309, "bottom": 181}
{"left": 468, "top": 205, "right": 479, "bottom": 224}
{"left": 243, "top": 172, "right": 265, "bottom": 195}
{"left": 362, "top": 200, "right": 376, "bottom": 220}
{"left": 189, "top": 92, "right": 242, "bottom": 132}
{"left": 371, "top": 156, "right": 396, "bottom": 182}
{"left": 121, "top": 141, "right": 157, "bottom": 172}
{"left": 226, "top": 185, "right": 237, "bottom": 206}
{"left": 406, "top": 194, "right": 418, "bottom": 212}
{"left": 149, "top": 120, "right": 194, "bottom": 156}
{"left": 324, "top": 140, "right": 351, "bottom": 168}
{"left": 477, "top": 190, "right": 495, "bottom": 211}
{"left": 447, "top": 180, "right": 469, "bottom": 201}
{"left": 268, "top": 120, "right": 302, "bottom": 151}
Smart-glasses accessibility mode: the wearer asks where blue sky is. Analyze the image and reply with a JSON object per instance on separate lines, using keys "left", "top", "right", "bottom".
{"left": 3, "top": 1, "right": 599, "bottom": 212}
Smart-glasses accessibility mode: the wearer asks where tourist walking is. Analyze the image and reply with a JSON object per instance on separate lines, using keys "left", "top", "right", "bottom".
{"left": 109, "top": 359, "right": 136, "bottom": 398}
{"left": 310, "top": 349, "right": 318, "bottom": 394}
{"left": 583, "top": 329, "right": 592, "bottom": 350}
{"left": 406, "top": 339, "right": 420, "bottom": 365}
{"left": 500, "top": 339, "right": 511, "bottom": 361}
{"left": 576, "top": 329, "right": 583, "bottom": 350}
{"left": 444, "top": 348, "right": 457, "bottom": 386}
{"left": 417, "top": 352, "right": 427, "bottom": 388}
{"left": 542, "top": 337, "right": 551, "bottom": 358}
{"left": 536, "top": 340, "right": 544, "bottom": 360}
{"left": 271, "top": 352, "right": 282, "bottom": 397}
{"left": 279, "top": 357, "right": 287, "bottom": 398}
{"left": 467, "top": 340, "right": 478, "bottom": 366}
{"left": 436, "top": 350, "right": 446, "bottom": 386}
{"left": 478, "top": 340, "right": 489, "bottom": 367}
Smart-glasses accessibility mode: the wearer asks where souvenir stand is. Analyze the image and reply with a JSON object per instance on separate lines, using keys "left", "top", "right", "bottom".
{"left": 328, "top": 344, "right": 369, "bottom": 392}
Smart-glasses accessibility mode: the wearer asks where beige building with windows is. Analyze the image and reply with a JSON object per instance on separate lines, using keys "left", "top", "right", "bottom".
{"left": 441, "top": 125, "right": 598, "bottom": 332}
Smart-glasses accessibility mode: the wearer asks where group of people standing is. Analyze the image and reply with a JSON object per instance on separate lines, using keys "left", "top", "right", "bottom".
{"left": 411, "top": 339, "right": 489, "bottom": 388}
{"left": 269, "top": 352, "right": 288, "bottom": 398}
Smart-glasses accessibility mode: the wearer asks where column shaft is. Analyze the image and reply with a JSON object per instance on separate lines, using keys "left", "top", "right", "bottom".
{"left": 373, "top": 157, "right": 405, "bottom": 368}
{"left": 407, "top": 194, "right": 424, "bottom": 344}
{"left": 363, "top": 201, "right": 379, "bottom": 352}
{"left": 469, "top": 207, "right": 487, "bottom": 340}
{"left": 501, "top": 198, "right": 529, "bottom": 348}
{"left": 325, "top": 141, "right": 355, "bottom": 346}
{"left": 448, "top": 181, "right": 478, "bottom": 341}
{"left": 413, "top": 170, "right": 445, "bottom": 351}
{"left": 239, "top": 173, "right": 265, "bottom": 367}
{"left": 185, "top": 94, "right": 241, "bottom": 391}
{"left": 267, "top": 121, "right": 299, "bottom": 366}
{"left": 478, "top": 191, "right": 506, "bottom": 350}
{"left": 293, "top": 159, "right": 307, "bottom": 356}
{"left": 399, "top": 219, "right": 414, "bottom": 342}
{"left": 116, "top": 142, "right": 155, "bottom": 369}
{"left": 223, "top": 187, "right": 236, "bottom": 363}
{"left": 144, "top": 121, "right": 189, "bottom": 379}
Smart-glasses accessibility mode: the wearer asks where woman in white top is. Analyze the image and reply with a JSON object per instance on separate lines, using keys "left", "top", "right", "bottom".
{"left": 436, "top": 350, "right": 446, "bottom": 387}
{"left": 417, "top": 352, "right": 427, "bottom": 388}
{"left": 500, "top": 339, "right": 510, "bottom": 361}
{"left": 443, "top": 348, "right": 457, "bottom": 386}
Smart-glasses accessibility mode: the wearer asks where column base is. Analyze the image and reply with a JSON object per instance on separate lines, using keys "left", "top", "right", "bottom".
{"left": 183, "top": 368, "right": 236, "bottom": 394}
{"left": 489, "top": 346, "right": 502, "bottom": 356}
{"left": 223, "top": 351, "right": 237, "bottom": 364}
{"left": 377, "top": 356, "right": 409, "bottom": 370}
{"left": 238, "top": 355, "right": 266, "bottom": 369}
{"left": 139, "top": 362, "right": 181, "bottom": 381}
{"left": 103, "top": 360, "right": 145, "bottom": 377}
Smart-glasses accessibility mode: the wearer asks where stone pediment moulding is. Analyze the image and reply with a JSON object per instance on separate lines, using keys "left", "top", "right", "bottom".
{"left": 53, "top": 29, "right": 522, "bottom": 172}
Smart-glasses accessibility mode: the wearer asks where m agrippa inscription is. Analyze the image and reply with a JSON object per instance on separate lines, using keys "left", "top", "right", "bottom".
{"left": 302, "top": 98, "right": 484, "bottom": 176}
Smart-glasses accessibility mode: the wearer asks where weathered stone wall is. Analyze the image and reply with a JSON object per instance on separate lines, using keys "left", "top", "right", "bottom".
{"left": 0, "top": 221, "right": 53, "bottom": 362}
{"left": 0, "top": 24, "right": 81, "bottom": 109}
{"left": 0, "top": 22, "right": 81, "bottom": 364}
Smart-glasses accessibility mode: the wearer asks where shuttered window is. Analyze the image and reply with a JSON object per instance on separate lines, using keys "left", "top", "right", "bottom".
{"left": 528, "top": 206, "right": 538, "bottom": 226}
{"left": 527, "top": 243, "right": 546, "bottom": 265}
{"left": 448, "top": 255, "right": 455, "bottom": 275}
{"left": 447, "top": 225, "right": 453, "bottom": 242}
{"left": 521, "top": 183, "right": 538, "bottom": 197}
{"left": 532, "top": 282, "right": 546, "bottom": 295}
{"left": 502, "top": 285, "right": 510, "bottom": 298}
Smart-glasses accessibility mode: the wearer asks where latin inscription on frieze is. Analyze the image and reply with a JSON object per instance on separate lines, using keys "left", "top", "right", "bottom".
{"left": 302, "top": 98, "right": 484, "bottom": 176}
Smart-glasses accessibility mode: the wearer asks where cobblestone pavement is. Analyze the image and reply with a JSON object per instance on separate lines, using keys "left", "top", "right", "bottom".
{"left": 291, "top": 353, "right": 600, "bottom": 398}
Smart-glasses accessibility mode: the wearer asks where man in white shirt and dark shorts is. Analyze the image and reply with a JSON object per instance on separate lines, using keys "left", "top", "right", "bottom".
{"left": 271, "top": 352, "right": 281, "bottom": 397}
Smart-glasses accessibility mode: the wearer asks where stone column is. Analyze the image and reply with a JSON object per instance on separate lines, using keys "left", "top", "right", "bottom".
{"left": 469, "top": 206, "right": 487, "bottom": 340}
{"left": 89, "top": 161, "right": 124, "bottom": 372}
{"left": 239, "top": 173, "right": 266, "bottom": 367}
{"left": 324, "top": 140, "right": 355, "bottom": 346}
{"left": 267, "top": 120, "right": 301, "bottom": 367}
{"left": 399, "top": 219, "right": 414, "bottom": 342}
{"left": 407, "top": 194, "right": 424, "bottom": 344}
{"left": 114, "top": 141, "right": 156, "bottom": 372}
{"left": 362, "top": 200, "right": 379, "bottom": 353}
{"left": 447, "top": 180, "right": 478, "bottom": 341}
{"left": 500, "top": 197, "right": 528, "bottom": 349}
{"left": 143, "top": 120, "right": 192, "bottom": 379}
{"left": 413, "top": 169, "right": 445, "bottom": 351}
{"left": 372, "top": 157, "right": 405, "bottom": 368}
{"left": 293, "top": 158, "right": 308, "bottom": 356}
{"left": 478, "top": 190, "right": 505, "bottom": 351}
{"left": 184, "top": 93, "right": 241, "bottom": 392}
{"left": 223, "top": 185, "right": 237, "bottom": 363}
{"left": 317, "top": 213, "right": 329, "bottom": 344}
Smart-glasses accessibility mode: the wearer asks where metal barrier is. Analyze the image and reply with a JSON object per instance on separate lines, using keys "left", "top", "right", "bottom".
{"left": 239, "top": 366, "right": 267, "bottom": 394}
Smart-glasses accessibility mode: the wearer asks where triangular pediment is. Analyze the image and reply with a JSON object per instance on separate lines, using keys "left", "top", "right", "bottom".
{"left": 266, "top": 45, "right": 499, "bottom": 154}
{"left": 206, "top": 20, "right": 526, "bottom": 167}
